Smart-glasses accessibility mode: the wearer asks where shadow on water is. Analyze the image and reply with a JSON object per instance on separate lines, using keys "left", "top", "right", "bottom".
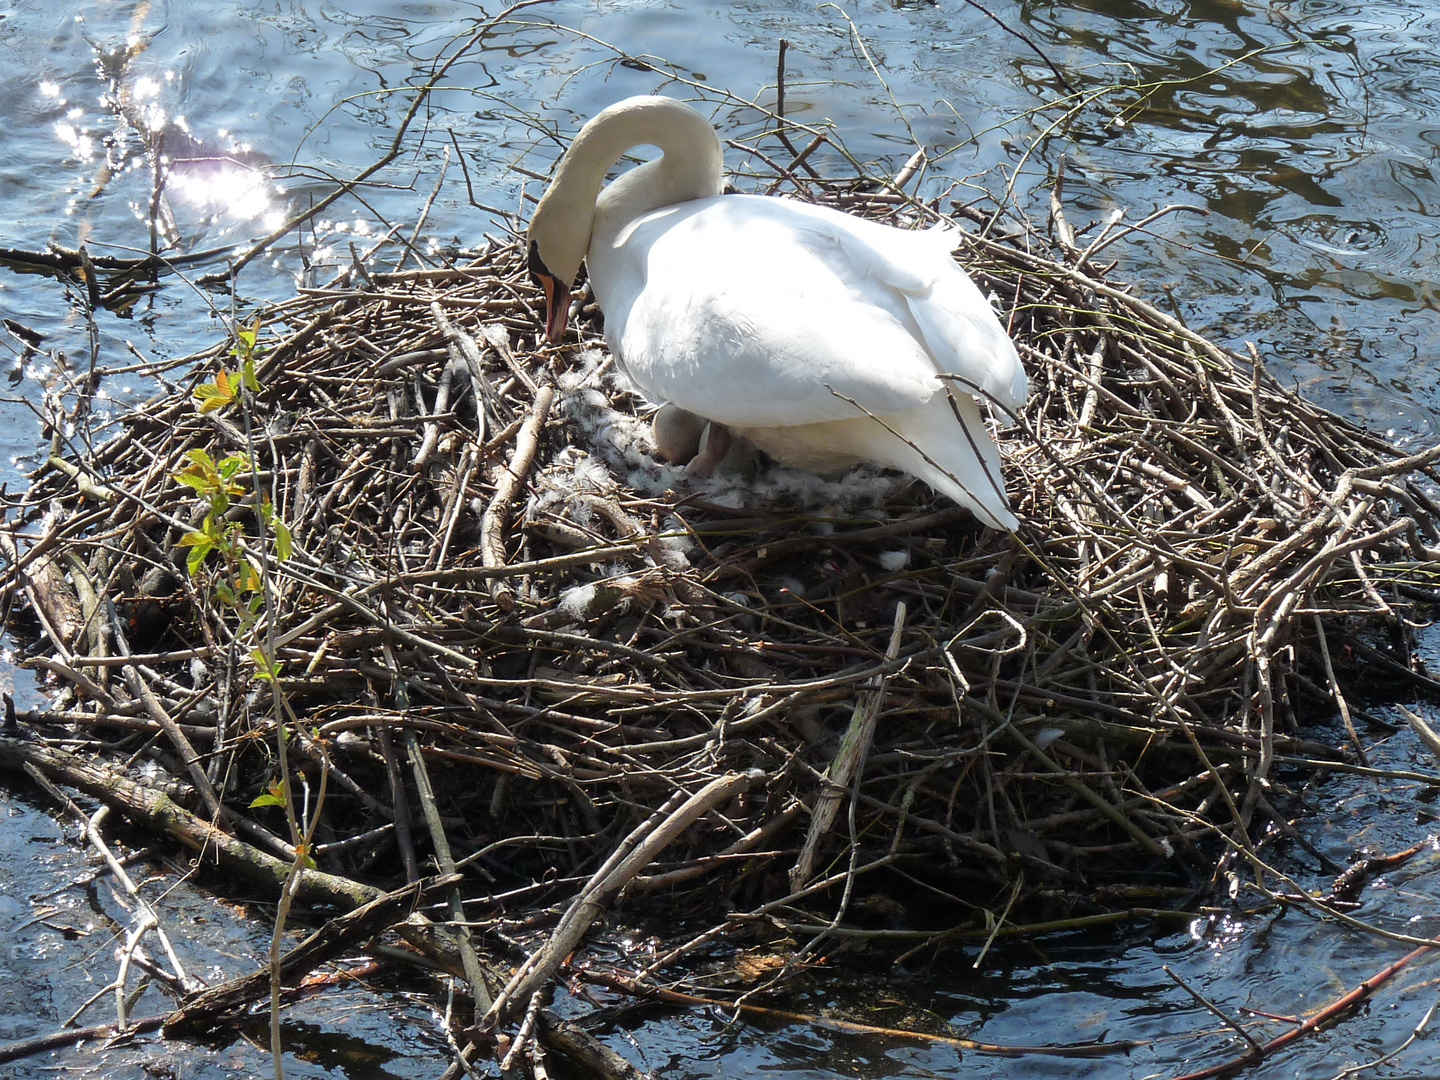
{"left": 3, "top": 1, "right": 1440, "bottom": 1077}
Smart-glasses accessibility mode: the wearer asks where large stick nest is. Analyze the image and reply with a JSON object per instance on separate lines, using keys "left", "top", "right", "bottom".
{"left": 6, "top": 170, "right": 1440, "bottom": 982}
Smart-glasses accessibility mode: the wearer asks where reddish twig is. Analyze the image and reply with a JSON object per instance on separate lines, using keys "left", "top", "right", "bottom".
{"left": 1165, "top": 945, "right": 1432, "bottom": 1080}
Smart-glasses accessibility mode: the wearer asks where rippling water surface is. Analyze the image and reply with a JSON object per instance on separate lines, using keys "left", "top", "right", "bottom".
{"left": 3, "top": 1, "right": 1440, "bottom": 1077}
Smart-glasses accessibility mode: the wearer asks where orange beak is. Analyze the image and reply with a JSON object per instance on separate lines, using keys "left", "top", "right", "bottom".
{"left": 539, "top": 273, "right": 572, "bottom": 343}
{"left": 528, "top": 240, "right": 571, "bottom": 343}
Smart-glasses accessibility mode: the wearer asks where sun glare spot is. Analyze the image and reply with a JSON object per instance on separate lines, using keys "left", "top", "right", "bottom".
{"left": 138, "top": 104, "right": 166, "bottom": 133}
{"left": 165, "top": 156, "right": 279, "bottom": 224}
{"left": 1187, "top": 911, "right": 1246, "bottom": 949}
{"left": 39, "top": 80, "right": 61, "bottom": 98}
{"left": 53, "top": 122, "right": 95, "bottom": 162}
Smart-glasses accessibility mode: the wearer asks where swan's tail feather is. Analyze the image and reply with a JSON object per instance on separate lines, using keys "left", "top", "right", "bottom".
{"left": 869, "top": 390, "right": 1017, "bottom": 530}
{"left": 736, "top": 389, "right": 1019, "bottom": 530}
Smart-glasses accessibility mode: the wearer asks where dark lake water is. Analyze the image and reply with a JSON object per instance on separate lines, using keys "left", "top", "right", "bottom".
{"left": 3, "top": 1, "right": 1440, "bottom": 1077}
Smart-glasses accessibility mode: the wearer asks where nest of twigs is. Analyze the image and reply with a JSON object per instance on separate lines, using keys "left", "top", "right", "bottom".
{"left": 5, "top": 165, "right": 1440, "bottom": 1041}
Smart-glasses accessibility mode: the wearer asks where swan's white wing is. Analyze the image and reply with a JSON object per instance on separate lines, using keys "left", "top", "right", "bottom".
{"left": 780, "top": 207, "right": 1028, "bottom": 411}
{"left": 903, "top": 224, "right": 1027, "bottom": 411}
{"left": 599, "top": 196, "right": 951, "bottom": 429}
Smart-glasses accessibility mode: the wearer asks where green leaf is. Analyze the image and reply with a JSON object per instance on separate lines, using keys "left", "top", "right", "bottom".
{"left": 178, "top": 448, "right": 220, "bottom": 483}
{"left": 194, "top": 372, "right": 237, "bottom": 414}
{"left": 250, "top": 779, "right": 287, "bottom": 809}
{"left": 251, "top": 648, "right": 283, "bottom": 682}
{"left": 230, "top": 316, "right": 266, "bottom": 363}
{"left": 273, "top": 518, "right": 293, "bottom": 562}
{"left": 185, "top": 543, "right": 209, "bottom": 576}
{"left": 218, "top": 454, "right": 250, "bottom": 482}
{"left": 242, "top": 357, "right": 261, "bottom": 392}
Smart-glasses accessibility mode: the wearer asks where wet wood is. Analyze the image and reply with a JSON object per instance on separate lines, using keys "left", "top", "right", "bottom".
{"left": 0, "top": 734, "right": 383, "bottom": 908}
{"left": 164, "top": 877, "right": 440, "bottom": 1034}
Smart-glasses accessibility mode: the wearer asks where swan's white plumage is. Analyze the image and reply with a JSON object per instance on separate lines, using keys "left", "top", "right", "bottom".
{"left": 527, "top": 95, "right": 1027, "bottom": 530}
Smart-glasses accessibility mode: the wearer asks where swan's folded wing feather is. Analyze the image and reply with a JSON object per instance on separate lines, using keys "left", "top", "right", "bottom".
{"left": 611, "top": 198, "right": 948, "bottom": 429}
{"left": 820, "top": 213, "right": 1028, "bottom": 411}
{"left": 906, "top": 277, "right": 1028, "bottom": 410}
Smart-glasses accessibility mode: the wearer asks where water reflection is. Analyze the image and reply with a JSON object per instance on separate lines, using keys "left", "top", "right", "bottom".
{"left": 163, "top": 148, "right": 285, "bottom": 233}
{"left": 1011, "top": 0, "right": 1440, "bottom": 435}
{"left": 82, "top": 31, "right": 286, "bottom": 248}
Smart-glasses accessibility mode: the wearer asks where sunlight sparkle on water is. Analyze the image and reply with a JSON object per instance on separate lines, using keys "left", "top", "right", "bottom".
{"left": 53, "top": 122, "right": 94, "bottom": 162}
{"left": 38, "top": 80, "right": 61, "bottom": 99}
{"left": 137, "top": 103, "right": 166, "bottom": 133}
{"left": 1189, "top": 911, "right": 1246, "bottom": 948}
{"left": 165, "top": 158, "right": 277, "bottom": 223}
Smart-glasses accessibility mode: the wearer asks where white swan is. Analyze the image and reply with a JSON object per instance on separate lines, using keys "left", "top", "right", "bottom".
{"left": 526, "top": 95, "right": 1027, "bottom": 530}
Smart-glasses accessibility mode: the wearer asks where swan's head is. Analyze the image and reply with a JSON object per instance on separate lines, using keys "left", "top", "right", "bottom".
{"left": 528, "top": 172, "right": 593, "bottom": 343}
{"left": 526, "top": 95, "right": 725, "bottom": 343}
{"left": 528, "top": 147, "right": 601, "bottom": 342}
{"left": 526, "top": 232, "right": 577, "bottom": 344}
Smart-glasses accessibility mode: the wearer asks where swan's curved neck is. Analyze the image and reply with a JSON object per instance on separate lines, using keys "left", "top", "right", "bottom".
{"left": 530, "top": 97, "right": 724, "bottom": 284}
